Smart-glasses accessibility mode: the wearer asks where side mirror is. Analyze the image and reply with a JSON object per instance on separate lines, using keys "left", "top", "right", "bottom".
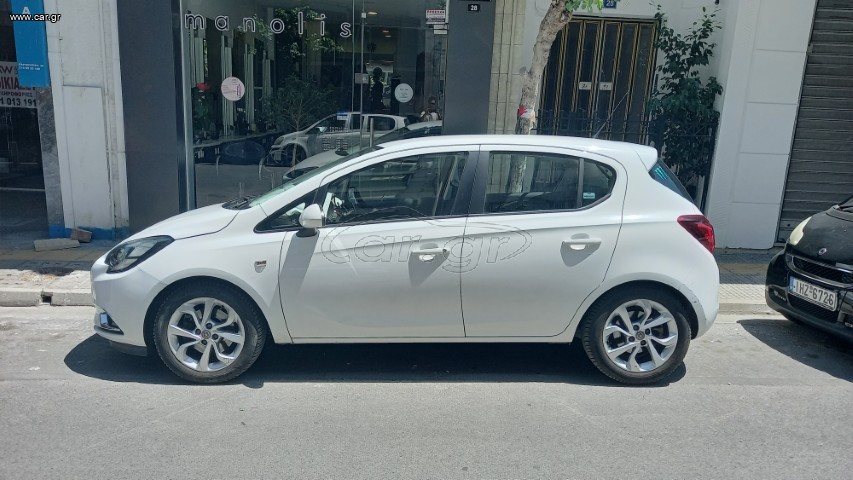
{"left": 335, "top": 147, "right": 349, "bottom": 156}
{"left": 297, "top": 204, "right": 324, "bottom": 236}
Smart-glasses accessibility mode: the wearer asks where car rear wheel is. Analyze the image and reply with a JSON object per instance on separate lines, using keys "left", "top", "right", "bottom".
{"left": 153, "top": 282, "right": 266, "bottom": 383}
{"left": 581, "top": 287, "right": 691, "bottom": 385}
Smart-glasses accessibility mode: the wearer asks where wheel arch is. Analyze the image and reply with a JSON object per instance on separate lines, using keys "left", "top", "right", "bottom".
{"left": 569, "top": 279, "right": 700, "bottom": 340}
{"left": 143, "top": 276, "right": 274, "bottom": 351}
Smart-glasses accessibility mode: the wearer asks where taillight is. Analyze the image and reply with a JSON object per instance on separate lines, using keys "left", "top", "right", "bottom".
{"left": 678, "top": 215, "right": 715, "bottom": 253}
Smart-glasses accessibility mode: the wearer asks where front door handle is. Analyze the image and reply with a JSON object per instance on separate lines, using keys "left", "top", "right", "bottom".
{"left": 411, "top": 247, "right": 449, "bottom": 262}
{"left": 562, "top": 238, "right": 602, "bottom": 250}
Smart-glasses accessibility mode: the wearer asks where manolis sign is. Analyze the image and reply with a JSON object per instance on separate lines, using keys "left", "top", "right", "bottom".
{"left": 184, "top": 13, "right": 354, "bottom": 38}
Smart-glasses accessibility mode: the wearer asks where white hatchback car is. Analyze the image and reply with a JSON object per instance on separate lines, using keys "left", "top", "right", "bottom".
{"left": 92, "top": 136, "right": 719, "bottom": 384}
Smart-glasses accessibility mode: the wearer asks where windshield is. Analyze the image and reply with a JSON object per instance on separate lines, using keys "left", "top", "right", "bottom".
{"left": 248, "top": 146, "right": 383, "bottom": 207}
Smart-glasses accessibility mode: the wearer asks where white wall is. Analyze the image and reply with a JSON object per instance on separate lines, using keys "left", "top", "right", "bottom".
{"left": 704, "top": 0, "right": 816, "bottom": 248}
{"left": 44, "top": 0, "right": 128, "bottom": 238}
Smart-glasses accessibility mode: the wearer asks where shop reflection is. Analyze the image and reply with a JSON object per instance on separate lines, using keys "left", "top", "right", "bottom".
{"left": 186, "top": 0, "right": 448, "bottom": 208}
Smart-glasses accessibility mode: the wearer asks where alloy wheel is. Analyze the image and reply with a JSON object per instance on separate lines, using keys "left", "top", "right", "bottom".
{"left": 166, "top": 297, "right": 245, "bottom": 372}
{"left": 601, "top": 299, "right": 678, "bottom": 373}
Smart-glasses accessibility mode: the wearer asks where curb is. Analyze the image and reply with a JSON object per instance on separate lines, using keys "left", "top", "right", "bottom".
{"left": 45, "top": 289, "right": 93, "bottom": 307}
{"left": 0, "top": 288, "right": 43, "bottom": 307}
{"left": 0, "top": 288, "right": 92, "bottom": 307}
{"left": 719, "top": 303, "right": 774, "bottom": 314}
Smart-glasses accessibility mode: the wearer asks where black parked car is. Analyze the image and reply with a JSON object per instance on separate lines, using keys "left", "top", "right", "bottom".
{"left": 766, "top": 195, "right": 853, "bottom": 342}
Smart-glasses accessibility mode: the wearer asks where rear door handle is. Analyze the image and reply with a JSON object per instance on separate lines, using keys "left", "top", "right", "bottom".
{"left": 562, "top": 238, "right": 602, "bottom": 250}
{"left": 411, "top": 247, "right": 448, "bottom": 262}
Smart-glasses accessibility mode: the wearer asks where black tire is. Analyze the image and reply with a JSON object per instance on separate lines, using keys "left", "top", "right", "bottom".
{"left": 581, "top": 287, "right": 692, "bottom": 385}
{"left": 152, "top": 281, "right": 267, "bottom": 383}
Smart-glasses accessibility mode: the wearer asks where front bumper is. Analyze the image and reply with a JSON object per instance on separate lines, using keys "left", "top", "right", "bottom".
{"left": 765, "top": 251, "right": 853, "bottom": 342}
{"left": 90, "top": 257, "right": 166, "bottom": 350}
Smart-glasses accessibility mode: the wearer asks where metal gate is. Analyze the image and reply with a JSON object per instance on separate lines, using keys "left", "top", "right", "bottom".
{"left": 538, "top": 17, "right": 657, "bottom": 143}
{"left": 778, "top": 0, "right": 853, "bottom": 242}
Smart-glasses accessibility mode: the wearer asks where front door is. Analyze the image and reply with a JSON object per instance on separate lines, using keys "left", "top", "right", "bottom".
{"left": 460, "top": 146, "right": 626, "bottom": 337}
{"left": 279, "top": 147, "right": 473, "bottom": 339}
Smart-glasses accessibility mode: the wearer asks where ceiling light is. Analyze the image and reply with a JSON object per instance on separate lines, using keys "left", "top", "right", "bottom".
{"left": 367, "top": 11, "right": 378, "bottom": 16}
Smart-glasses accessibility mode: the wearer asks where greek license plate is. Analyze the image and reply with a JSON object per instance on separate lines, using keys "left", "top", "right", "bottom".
{"left": 788, "top": 276, "right": 837, "bottom": 311}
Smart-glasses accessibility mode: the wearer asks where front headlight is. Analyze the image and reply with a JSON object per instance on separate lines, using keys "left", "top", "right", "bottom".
{"left": 788, "top": 216, "right": 811, "bottom": 246}
{"left": 105, "top": 236, "right": 173, "bottom": 273}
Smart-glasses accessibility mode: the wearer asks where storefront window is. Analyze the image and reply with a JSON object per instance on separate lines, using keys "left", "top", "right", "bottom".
{"left": 182, "top": 0, "right": 448, "bottom": 208}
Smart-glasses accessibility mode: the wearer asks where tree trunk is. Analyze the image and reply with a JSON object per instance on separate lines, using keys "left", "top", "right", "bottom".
{"left": 509, "top": 1, "right": 573, "bottom": 192}
{"left": 515, "top": 1, "right": 574, "bottom": 136}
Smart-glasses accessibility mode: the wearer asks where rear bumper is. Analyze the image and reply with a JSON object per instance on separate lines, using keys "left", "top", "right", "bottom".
{"left": 765, "top": 251, "right": 853, "bottom": 343}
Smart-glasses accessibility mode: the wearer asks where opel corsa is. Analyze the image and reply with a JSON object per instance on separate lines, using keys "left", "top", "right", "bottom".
{"left": 92, "top": 136, "right": 719, "bottom": 384}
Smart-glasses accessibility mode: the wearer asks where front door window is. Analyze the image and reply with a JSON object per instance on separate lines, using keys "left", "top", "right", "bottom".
{"left": 321, "top": 152, "right": 468, "bottom": 225}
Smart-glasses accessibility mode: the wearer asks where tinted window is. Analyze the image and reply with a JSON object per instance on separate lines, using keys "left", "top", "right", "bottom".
{"left": 315, "top": 116, "right": 346, "bottom": 133}
{"left": 369, "top": 116, "right": 396, "bottom": 131}
{"left": 259, "top": 191, "right": 316, "bottom": 231}
{"left": 650, "top": 161, "right": 691, "bottom": 200}
{"left": 322, "top": 152, "right": 468, "bottom": 225}
{"left": 485, "top": 152, "right": 581, "bottom": 213}
{"left": 582, "top": 160, "right": 617, "bottom": 207}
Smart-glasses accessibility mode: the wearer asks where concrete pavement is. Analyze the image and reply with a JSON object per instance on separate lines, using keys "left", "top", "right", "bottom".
{"left": 0, "top": 243, "right": 778, "bottom": 311}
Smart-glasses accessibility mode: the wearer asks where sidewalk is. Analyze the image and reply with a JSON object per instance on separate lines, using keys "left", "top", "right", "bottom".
{"left": 0, "top": 243, "right": 779, "bottom": 312}
{"left": 0, "top": 242, "right": 113, "bottom": 307}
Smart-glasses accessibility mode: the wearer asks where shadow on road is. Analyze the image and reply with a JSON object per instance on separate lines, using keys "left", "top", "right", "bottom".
{"left": 64, "top": 335, "right": 685, "bottom": 388}
{"left": 738, "top": 318, "right": 853, "bottom": 382}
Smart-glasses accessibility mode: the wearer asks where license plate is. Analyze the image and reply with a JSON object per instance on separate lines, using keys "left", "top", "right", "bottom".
{"left": 788, "top": 276, "right": 838, "bottom": 311}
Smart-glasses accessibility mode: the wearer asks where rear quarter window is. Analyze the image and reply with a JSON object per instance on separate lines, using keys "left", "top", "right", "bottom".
{"left": 650, "top": 161, "right": 692, "bottom": 201}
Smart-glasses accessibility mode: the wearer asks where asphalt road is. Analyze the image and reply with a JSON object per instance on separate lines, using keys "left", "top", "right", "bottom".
{"left": 0, "top": 306, "right": 851, "bottom": 479}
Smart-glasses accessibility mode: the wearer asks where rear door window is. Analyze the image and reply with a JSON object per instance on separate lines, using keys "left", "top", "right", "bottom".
{"left": 482, "top": 151, "right": 615, "bottom": 214}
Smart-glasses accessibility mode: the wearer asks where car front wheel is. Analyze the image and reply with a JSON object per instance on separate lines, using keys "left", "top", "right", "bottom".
{"left": 153, "top": 282, "right": 267, "bottom": 383}
{"left": 581, "top": 287, "right": 691, "bottom": 385}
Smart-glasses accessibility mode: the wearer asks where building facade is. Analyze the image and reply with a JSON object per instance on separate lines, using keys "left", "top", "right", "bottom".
{"left": 1, "top": 0, "right": 849, "bottom": 249}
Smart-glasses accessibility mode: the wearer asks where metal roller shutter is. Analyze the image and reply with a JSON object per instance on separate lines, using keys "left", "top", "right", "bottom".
{"left": 778, "top": 0, "right": 853, "bottom": 242}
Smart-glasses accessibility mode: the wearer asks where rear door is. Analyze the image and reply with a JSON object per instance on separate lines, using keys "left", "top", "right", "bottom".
{"left": 460, "top": 145, "right": 626, "bottom": 337}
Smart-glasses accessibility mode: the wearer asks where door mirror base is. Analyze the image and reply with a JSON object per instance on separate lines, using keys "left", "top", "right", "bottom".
{"left": 296, "top": 227, "right": 318, "bottom": 237}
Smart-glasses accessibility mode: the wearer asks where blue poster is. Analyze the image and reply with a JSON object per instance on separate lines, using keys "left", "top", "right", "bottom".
{"left": 10, "top": 0, "right": 51, "bottom": 87}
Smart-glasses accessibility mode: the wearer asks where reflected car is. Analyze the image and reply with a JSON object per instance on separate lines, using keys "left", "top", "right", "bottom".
{"left": 269, "top": 112, "right": 407, "bottom": 165}
{"left": 91, "top": 135, "right": 719, "bottom": 385}
{"left": 283, "top": 121, "right": 443, "bottom": 180}
{"left": 766, "top": 195, "right": 853, "bottom": 342}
